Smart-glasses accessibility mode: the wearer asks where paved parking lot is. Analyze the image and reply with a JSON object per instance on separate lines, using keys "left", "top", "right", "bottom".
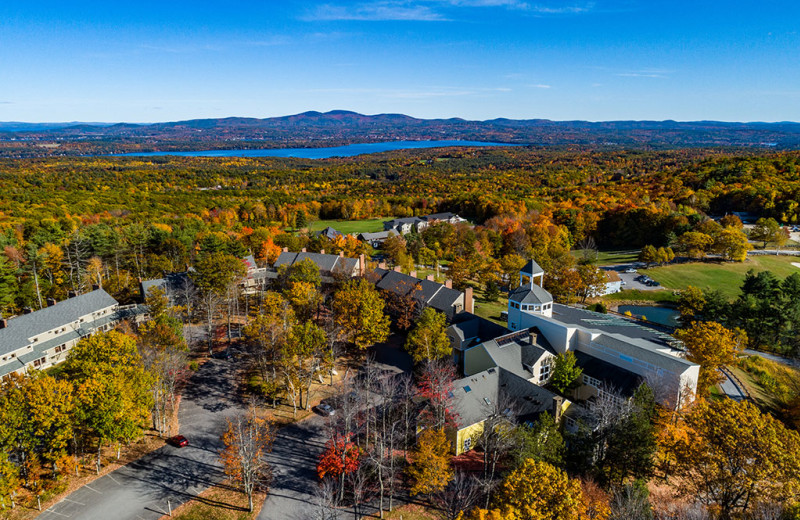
{"left": 38, "top": 356, "right": 245, "bottom": 520}
{"left": 603, "top": 264, "right": 662, "bottom": 291}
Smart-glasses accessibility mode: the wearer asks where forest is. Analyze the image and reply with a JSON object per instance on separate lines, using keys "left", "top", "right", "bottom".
{"left": 2, "top": 146, "right": 800, "bottom": 519}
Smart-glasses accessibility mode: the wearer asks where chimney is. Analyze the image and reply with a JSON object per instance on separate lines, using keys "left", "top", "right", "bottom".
{"left": 552, "top": 396, "right": 564, "bottom": 423}
{"left": 359, "top": 254, "right": 366, "bottom": 276}
{"left": 22, "top": 307, "right": 32, "bottom": 315}
{"left": 410, "top": 270, "right": 417, "bottom": 278}
{"left": 378, "top": 261, "right": 387, "bottom": 270}
{"left": 319, "top": 249, "right": 325, "bottom": 255}
{"left": 68, "top": 290, "right": 77, "bottom": 299}
{"left": 393, "top": 266, "right": 402, "bottom": 273}
{"left": 301, "top": 248, "right": 307, "bottom": 253}
{"left": 0, "top": 318, "right": 7, "bottom": 329}
{"left": 92, "top": 284, "right": 100, "bottom": 291}
{"left": 529, "top": 329, "right": 538, "bottom": 345}
{"left": 464, "top": 287, "right": 474, "bottom": 314}
{"left": 445, "top": 279, "right": 452, "bottom": 289}
{"left": 426, "top": 274, "right": 435, "bottom": 281}
{"left": 282, "top": 247, "right": 288, "bottom": 253}
{"left": 46, "top": 297, "right": 56, "bottom": 307}
{"left": 339, "top": 251, "right": 344, "bottom": 258}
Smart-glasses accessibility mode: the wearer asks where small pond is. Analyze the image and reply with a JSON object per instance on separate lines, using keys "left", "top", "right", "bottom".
{"left": 616, "top": 305, "right": 679, "bottom": 328}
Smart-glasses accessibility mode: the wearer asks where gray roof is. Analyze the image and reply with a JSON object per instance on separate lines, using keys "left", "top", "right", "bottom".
{"left": 448, "top": 314, "right": 509, "bottom": 351}
{"left": 372, "top": 268, "right": 463, "bottom": 318}
{"left": 521, "top": 259, "right": 544, "bottom": 275}
{"left": 384, "top": 217, "right": 423, "bottom": 230}
{"left": 549, "top": 304, "right": 695, "bottom": 374}
{"left": 140, "top": 272, "right": 191, "bottom": 300}
{"left": 422, "top": 212, "right": 457, "bottom": 221}
{"left": 317, "top": 227, "right": 343, "bottom": 240}
{"left": 509, "top": 283, "right": 553, "bottom": 305}
{"left": 243, "top": 255, "right": 258, "bottom": 270}
{"left": 273, "top": 251, "right": 359, "bottom": 276}
{"left": 450, "top": 367, "right": 559, "bottom": 428}
{"left": 358, "top": 230, "right": 396, "bottom": 242}
{"left": 465, "top": 329, "right": 556, "bottom": 380}
{"left": 0, "top": 289, "right": 118, "bottom": 357}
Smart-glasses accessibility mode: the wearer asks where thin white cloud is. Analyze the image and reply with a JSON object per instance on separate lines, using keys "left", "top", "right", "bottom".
{"left": 302, "top": 0, "right": 595, "bottom": 22}
{"left": 616, "top": 68, "right": 673, "bottom": 79}
{"left": 528, "top": 83, "right": 552, "bottom": 89}
{"left": 304, "top": 2, "right": 446, "bottom": 21}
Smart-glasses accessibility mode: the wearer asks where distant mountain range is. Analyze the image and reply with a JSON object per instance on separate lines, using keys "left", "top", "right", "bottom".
{"left": 2, "top": 110, "right": 800, "bottom": 157}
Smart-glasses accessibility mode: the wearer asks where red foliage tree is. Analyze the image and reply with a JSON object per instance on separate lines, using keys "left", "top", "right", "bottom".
{"left": 317, "top": 433, "right": 360, "bottom": 480}
{"left": 417, "top": 360, "right": 459, "bottom": 430}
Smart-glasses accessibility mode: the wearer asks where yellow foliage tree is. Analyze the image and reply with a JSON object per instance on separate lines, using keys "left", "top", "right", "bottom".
{"left": 664, "top": 399, "right": 800, "bottom": 519}
{"left": 674, "top": 322, "right": 746, "bottom": 394}
{"left": 407, "top": 428, "right": 453, "bottom": 496}
{"left": 494, "top": 459, "right": 585, "bottom": 520}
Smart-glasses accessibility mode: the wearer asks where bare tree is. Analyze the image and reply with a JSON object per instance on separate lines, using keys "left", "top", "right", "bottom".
{"left": 433, "top": 471, "right": 482, "bottom": 520}
{"left": 477, "top": 391, "right": 518, "bottom": 507}
{"left": 610, "top": 483, "right": 653, "bottom": 520}
{"left": 219, "top": 406, "right": 275, "bottom": 512}
{"left": 313, "top": 477, "right": 342, "bottom": 520}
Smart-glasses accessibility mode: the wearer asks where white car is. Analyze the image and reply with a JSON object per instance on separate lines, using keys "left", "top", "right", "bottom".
{"left": 625, "top": 268, "right": 637, "bottom": 273}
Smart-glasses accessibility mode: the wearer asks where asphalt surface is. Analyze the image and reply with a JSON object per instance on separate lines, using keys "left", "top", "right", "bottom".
{"left": 602, "top": 264, "right": 662, "bottom": 291}
{"left": 258, "top": 416, "right": 329, "bottom": 520}
{"left": 38, "top": 355, "right": 246, "bottom": 520}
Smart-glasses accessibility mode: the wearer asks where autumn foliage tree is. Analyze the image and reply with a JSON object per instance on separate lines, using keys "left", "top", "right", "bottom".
{"left": 674, "top": 322, "right": 745, "bottom": 394}
{"left": 407, "top": 428, "right": 453, "bottom": 497}
{"left": 220, "top": 407, "right": 275, "bottom": 512}
{"left": 331, "top": 278, "right": 390, "bottom": 350}
{"left": 405, "top": 307, "right": 450, "bottom": 363}
{"left": 662, "top": 399, "right": 800, "bottom": 520}
{"left": 492, "top": 459, "right": 586, "bottom": 520}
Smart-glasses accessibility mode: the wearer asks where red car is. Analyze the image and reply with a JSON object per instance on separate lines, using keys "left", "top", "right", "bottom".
{"left": 168, "top": 435, "right": 188, "bottom": 448}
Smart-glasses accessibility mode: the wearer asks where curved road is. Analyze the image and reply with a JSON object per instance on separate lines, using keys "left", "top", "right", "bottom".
{"left": 38, "top": 356, "right": 246, "bottom": 520}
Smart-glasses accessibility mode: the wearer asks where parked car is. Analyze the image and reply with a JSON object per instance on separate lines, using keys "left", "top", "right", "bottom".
{"left": 625, "top": 268, "right": 637, "bottom": 273}
{"left": 500, "top": 311, "right": 509, "bottom": 321}
{"left": 167, "top": 435, "right": 188, "bottom": 448}
{"left": 315, "top": 403, "right": 336, "bottom": 416}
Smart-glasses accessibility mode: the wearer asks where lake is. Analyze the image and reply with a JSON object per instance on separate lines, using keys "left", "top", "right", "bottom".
{"left": 113, "top": 140, "right": 517, "bottom": 159}
{"left": 616, "top": 305, "right": 680, "bottom": 328}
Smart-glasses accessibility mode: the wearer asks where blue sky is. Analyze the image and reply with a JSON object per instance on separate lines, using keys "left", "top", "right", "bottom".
{"left": 1, "top": 1, "right": 798, "bottom": 122}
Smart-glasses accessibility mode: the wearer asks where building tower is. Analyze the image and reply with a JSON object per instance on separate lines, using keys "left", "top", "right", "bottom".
{"left": 507, "top": 259, "right": 553, "bottom": 330}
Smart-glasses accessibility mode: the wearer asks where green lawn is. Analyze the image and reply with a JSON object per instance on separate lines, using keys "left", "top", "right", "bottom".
{"left": 307, "top": 218, "right": 394, "bottom": 234}
{"left": 645, "top": 255, "right": 800, "bottom": 300}
{"left": 572, "top": 249, "right": 641, "bottom": 265}
{"left": 471, "top": 285, "right": 509, "bottom": 326}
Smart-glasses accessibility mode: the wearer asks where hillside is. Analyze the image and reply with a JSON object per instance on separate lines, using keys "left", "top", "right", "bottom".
{"left": 2, "top": 111, "right": 800, "bottom": 157}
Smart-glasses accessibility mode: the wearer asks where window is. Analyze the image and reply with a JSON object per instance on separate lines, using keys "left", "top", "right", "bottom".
{"left": 583, "top": 374, "right": 601, "bottom": 388}
{"left": 539, "top": 361, "right": 552, "bottom": 383}
{"left": 463, "top": 437, "right": 472, "bottom": 452}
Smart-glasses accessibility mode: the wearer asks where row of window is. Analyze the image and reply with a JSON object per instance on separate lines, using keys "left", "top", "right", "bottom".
{"left": 509, "top": 301, "right": 553, "bottom": 312}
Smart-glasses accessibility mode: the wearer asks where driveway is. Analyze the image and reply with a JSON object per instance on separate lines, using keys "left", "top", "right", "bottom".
{"left": 39, "top": 356, "right": 246, "bottom": 520}
{"left": 258, "top": 415, "right": 329, "bottom": 520}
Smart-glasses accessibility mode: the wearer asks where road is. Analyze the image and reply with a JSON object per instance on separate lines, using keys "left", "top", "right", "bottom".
{"left": 744, "top": 348, "right": 800, "bottom": 368}
{"left": 39, "top": 356, "right": 246, "bottom": 520}
{"left": 258, "top": 416, "right": 329, "bottom": 520}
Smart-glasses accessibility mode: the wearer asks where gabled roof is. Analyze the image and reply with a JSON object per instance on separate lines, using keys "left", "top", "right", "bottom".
{"left": 448, "top": 314, "right": 509, "bottom": 351}
{"left": 384, "top": 217, "right": 423, "bottom": 228}
{"left": 273, "top": 251, "right": 359, "bottom": 276}
{"left": 423, "top": 212, "right": 457, "bottom": 221}
{"left": 141, "top": 272, "right": 191, "bottom": 300}
{"left": 605, "top": 270, "right": 622, "bottom": 283}
{"left": 358, "top": 230, "right": 397, "bottom": 241}
{"left": 521, "top": 259, "right": 544, "bottom": 276}
{"left": 242, "top": 255, "right": 258, "bottom": 270}
{"left": 0, "top": 289, "right": 118, "bottom": 356}
{"left": 317, "top": 227, "right": 343, "bottom": 240}
{"left": 372, "top": 268, "right": 463, "bottom": 318}
{"left": 450, "top": 367, "right": 559, "bottom": 428}
{"left": 509, "top": 283, "right": 553, "bottom": 305}
{"left": 464, "top": 328, "right": 557, "bottom": 380}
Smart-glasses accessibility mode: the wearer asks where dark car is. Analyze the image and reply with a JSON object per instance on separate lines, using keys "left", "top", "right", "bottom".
{"left": 212, "top": 349, "right": 233, "bottom": 360}
{"left": 315, "top": 403, "right": 336, "bottom": 416}
{"left": 167, "top": 435, "right": 188, "bottom": 447}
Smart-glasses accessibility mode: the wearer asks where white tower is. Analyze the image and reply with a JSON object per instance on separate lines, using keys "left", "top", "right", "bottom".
{"left": 507, "top": 259, "right": 553, "bottom": 330}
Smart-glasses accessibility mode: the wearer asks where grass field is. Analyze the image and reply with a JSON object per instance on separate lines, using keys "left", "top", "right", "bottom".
{"left": 471, "top": 285, "right": 509, "bottom": 326}
{"left": 645, "top": 255, "right": 800, "bottom": 300}
{"left": 307, "top": 218, "right": 393, "bottom": 234}
{"left": 572, "top": 249, "right": 641, "bottom": 265}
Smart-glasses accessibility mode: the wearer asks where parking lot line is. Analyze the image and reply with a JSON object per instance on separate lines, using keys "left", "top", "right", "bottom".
{"left": 83, "top": 484, "right": 102, "bottom": 494}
